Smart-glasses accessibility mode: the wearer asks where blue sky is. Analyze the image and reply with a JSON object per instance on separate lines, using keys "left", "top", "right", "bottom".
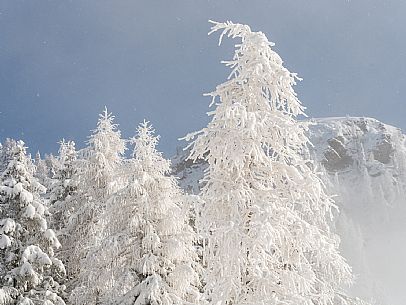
{"left": 1, "top": 0, "right": 405, "bottom": 156}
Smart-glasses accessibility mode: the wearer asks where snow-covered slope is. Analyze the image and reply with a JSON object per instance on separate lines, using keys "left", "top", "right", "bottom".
{"left": 172, "top": 117, "right": 406, "bottom": 305}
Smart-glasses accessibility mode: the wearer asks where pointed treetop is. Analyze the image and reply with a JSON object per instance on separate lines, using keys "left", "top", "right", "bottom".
{"left": 58, "top": 138, "right": 67, "bottom": 146}
{"left": 86, "top": 108, "right": 125, "bottom": 158}
{"left": 207, "top": 20, "right": 305, "bottom": 118}
{"left": 132, "top": 120, "right": 160, "bottom": 157}
{"left": 58, "top": 138, "right": 76, "bottom": 151}
{"left": 57, "top": 139, "right": 76, "bottom": 163}
{"left": 131, "top": 120, "right": 170, "bottom": 174}
{"left": 92, "top": 107, "right": 119, "bottom": 135}
{"left": 101, "top": 106, "right": 110, "bottom": 120}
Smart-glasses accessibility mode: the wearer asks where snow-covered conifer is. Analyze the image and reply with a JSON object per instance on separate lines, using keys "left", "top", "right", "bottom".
{"left": 0, "top": 139, "right": 66, "bottom": 305}
{"left": 72, "top": 121, "right": 202, "bottom": 305}
{"left": 39, "top": 154, "right": 61, "bottom": 191}
{"left": 79, "top": 108, "right": 126, "bottom": 200}
{"left": 185, "top": 21, "right": 365, "bottom": 305}
{"left": 68, "top": 108, "right": 126, "bottom": 301}
{"left": 49, "top": 139, "right": 78, "bottom": 231}
{"left": 33, "top": 152, "right": 49, "bottom": 189}
{"left": 0, "top": 139, "right": 18, "bottom": 174}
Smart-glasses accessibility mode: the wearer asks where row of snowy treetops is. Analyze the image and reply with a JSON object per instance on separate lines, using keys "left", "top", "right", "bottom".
{"left": 0, "top": 21, "right": 368, "bottom": 305}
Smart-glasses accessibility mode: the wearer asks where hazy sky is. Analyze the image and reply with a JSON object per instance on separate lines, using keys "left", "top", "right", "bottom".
{"left": 1, "top": 0, "right": 405, "bottom": 156}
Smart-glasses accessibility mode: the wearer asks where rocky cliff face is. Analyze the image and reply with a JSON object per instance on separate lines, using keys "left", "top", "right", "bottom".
{"left": 172, "top": 117, "right": 406, "bottom": 305}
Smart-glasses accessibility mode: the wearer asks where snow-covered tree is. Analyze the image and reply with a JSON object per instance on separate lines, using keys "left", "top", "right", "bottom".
{"left": 33, "top": 152, "right": 49, "bottom": 190}
{"left": 78, "top": 108, "right": 127, "bottom": 200}
{"left": 33, "top": 151, "right": 64, "bottom": 193}
{"left": 49, "top": 139, "right": 78, "bottom": 231}
{"left": 71, "top": 121, "right": 202, "bottom": 305}
{"left": 185, "top": 21, "right": 365, "bottom": 305}
{"left": 0, "top": 139, "right": 18, "bottom": 174}
{"left": 0, "top": 139, "right": 66, "bottom": 305}
{"left": 68, "top": 108, "right": 126, "bottom": 302}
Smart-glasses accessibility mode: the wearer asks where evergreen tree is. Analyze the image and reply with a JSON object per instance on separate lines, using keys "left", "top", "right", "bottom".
{"left": 33, "top": 152, "right": 49, "bottom": 190}
{"left": 185, "top": 21, "right": 365, "bottom": 305}
{"left": 71, "top": 122, "right": 202, "bottom": 305}
{"left": 0, "top": 140, "right": 66, "bottom": 305}
{"left": 40, "top": 154, "right": 61, "bottom": 192}
{"left": 0, "top": 139, "right": 17, "bottom": 174}
{"left": 68, "top": 108, "right": 126, "bottom": 303}
{"left": 46, "top": 139, "right": 79, "bottom": 296}
{"left": 49, "top": 140, "right": 78, "bottom": 231}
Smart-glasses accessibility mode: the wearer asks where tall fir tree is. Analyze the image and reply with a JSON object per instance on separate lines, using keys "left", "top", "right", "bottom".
{"left": 0, "top": 140, "right": 66, "bottom": 305}
{"left": 46, "top": 139, "right": 79, "bottom": 297}
{"left": 68, "top": 108, "right": 126, "bottom": 303}
{"left": 0, "top": 139, "right": 18, "bottom": 174}
{"left": 49, "top": 139, "right": 78, "bottom": 231}
{"left": 33, "top": 153, "right": 49, "bottom": 190}
{"left": 185, "top": 21, "right": 366, "bottom": 305}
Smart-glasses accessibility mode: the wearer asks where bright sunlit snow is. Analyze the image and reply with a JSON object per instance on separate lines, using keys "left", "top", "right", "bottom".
{"left": 0, "top": 5, "right": 405, "bottom": 304}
